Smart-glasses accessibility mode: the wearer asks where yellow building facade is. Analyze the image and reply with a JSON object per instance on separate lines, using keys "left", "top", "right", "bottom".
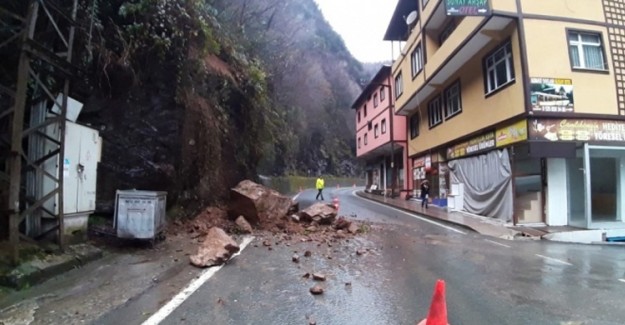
{"left": 385, "top": 0, "right": 625, "bottom": 234}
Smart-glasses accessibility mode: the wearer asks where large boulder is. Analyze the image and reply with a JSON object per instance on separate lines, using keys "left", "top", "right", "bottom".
{"left": 299, "top": 203, "right": 337, "bottom": 225}
{"left": 229, "top": 180, "right": 293, "bottom": 225}
{"left": 190, "top": 227, "right": 240, "bottom": 268}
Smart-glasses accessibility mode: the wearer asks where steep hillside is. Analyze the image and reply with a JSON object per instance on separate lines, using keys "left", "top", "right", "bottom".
{"left": 1, "top": 0, "right": 367, "bottom": 211}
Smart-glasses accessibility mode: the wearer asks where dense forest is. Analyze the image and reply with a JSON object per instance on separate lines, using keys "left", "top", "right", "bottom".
{"left": 1, "top": 0, "right": 375, "bottom": 210}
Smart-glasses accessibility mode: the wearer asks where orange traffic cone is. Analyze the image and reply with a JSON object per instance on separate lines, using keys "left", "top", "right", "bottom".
{"left": 332, "top": 197, "right": 339, "bottom": 210}
{"left": 425, "top": 280, "right": 448, "bottom": 325}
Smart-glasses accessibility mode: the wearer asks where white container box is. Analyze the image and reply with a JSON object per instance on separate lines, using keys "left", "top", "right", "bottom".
{"left": 114, "top": 190, "right": 167, "bottom": 240}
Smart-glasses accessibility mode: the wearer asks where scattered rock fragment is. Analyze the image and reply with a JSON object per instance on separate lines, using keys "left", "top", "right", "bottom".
{"left": 312, "top": 273, "right": 326, "bottom": 281}
{"left": 304, "top": 250, "right": 312, "bottom": 257}
{"left": 303, "top": 272, "right": 311, "bottom": 279}
{"left": 334, "top": 217, "right": 351, "bottom": 230}
{"left": 292, "top": 254, "right": 300, "bottom": 263}
{"left": 345, "top": 282, "right": 352, "bottom": 286}
{"left": 235, "top": 216, "right": 253, "bottom": 234}
{"left": 300, "top": 203, "right": 337, "bottom": 224}
{"left": 263, "top": 240, "right": 272, "bottom": 247}
{"left": 309, "top": 285, "right": 324, "bottom": 295}
{"left": 228, "top": 180, "right": 293, "bottom": 225}
{"left": 289, "top": 214, "right": 300, "bottom": 222}
{"left": 308, "top": 317, "right": 317, "bottom": 325}
{"left": 356, "top": 249, "right": 366, "bottom": 256}
{"left": 347, "top": 223, "right": 359, "bottom": 234}
{"left": 189, "top": 227, "right": 240, "bottom": 268}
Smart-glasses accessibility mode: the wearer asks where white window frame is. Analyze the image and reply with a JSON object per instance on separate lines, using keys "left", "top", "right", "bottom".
{"left": 395, "top": 72, "right": 403, "bottom": 98}
{"left": 364, "top": 133, "right": 368, "bottom": 145}
{"left": 444, "top": 81, "right": 462, "bottom": 118}
{"left": 380, "top": 87, "right": 385, "bottom": 101}
{"left": 374, "top": 124, "right": 379, "bottom": 138}
{"left": 381, "top": 119, "right": 387, "bottom": 134}
{"left": 428, "top": 96, "right": 443, "bottom": 128}
{"left": 484, "top": 41, "right": 515, "bottom": 94}
{"left": 374, "top": 93, "right": 379, "bottom": 107}
{"left": 411, "top": 43, "right": 423, "bottom": 77}
{"left": 568, "top": 31, "right": 606, "bottom": 70}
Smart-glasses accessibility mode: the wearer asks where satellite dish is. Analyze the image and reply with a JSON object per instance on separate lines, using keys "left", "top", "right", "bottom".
{"left": 405, "top": 11, "right": 418, "bottom": 25}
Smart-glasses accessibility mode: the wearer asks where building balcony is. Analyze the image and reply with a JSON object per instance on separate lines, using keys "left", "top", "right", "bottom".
{"left": 396, "top": 14, "right": 515, "bottom": 115}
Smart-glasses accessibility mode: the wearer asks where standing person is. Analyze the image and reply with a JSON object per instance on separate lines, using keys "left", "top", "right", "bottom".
{"left": 315, "top": 176, "right": 325, "bottom": 200}
{"left": 420, "top": 180, "right": 430, "bottom": 209}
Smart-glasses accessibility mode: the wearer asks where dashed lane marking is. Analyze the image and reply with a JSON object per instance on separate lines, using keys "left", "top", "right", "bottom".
{"left": 351, "top": 190, "right": 467, "bottom": 235}
{"left": 141, "top": 236, "right": 254, "bottom": 325}
{"left": 485, "top": 239, "right": 511, "bottom": 248}
{"left": 535, "top": 254, "right": 573, "bottom": 266}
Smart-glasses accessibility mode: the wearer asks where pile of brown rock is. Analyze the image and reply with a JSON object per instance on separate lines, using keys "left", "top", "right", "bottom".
{"left": 188, "top": 180, "right": 363, "bottom": 268}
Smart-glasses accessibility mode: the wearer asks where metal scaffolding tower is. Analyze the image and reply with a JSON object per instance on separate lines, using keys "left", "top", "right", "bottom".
{"left": 0, "top": 0, "right": 78, "bottom": 263}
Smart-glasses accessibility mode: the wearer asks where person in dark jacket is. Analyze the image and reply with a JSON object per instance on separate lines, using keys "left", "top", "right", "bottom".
{"left": 420, "top": 180, "right": 430, "bottom": 209}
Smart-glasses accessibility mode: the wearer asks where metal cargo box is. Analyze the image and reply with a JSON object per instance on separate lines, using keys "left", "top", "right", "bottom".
{"left": 114, "top": 190, "right": 167, "bottom": 241}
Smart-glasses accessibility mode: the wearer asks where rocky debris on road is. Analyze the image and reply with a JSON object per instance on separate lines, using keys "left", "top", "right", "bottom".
{"left": 356, "top": 249, "right": 366, "bottom": 256}
{"left": 189, "top": 227, "right": 240, "bottom": 268}
{"left": 263, "top": 240, "right": 272, "bottom": 247}
{"left": 312, "top": 273, "right": 326, "bottom": 281}
{"left": 347, "top": 223, "right": 359, "bottom": 234}
{"left": 300, "top": 203, "right": 337, "bottom": 225}
{"left": 228, "top": 180, "right": 294, "bottom": 226}
{"left": 292, "top": 254, "right": 300, "bottom": 263}
{"left": 309, "top": 285, "right": 324, "bottom": 295}
{"left": 235, "top": 216, "right": 253, "bottom": 234}
{"left": 304, "top": 250, "right": 312, "bottom": 257}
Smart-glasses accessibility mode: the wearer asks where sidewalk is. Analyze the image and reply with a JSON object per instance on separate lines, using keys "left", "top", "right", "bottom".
{"left": 357, "top": 191, "right": 525, "bottom": 240}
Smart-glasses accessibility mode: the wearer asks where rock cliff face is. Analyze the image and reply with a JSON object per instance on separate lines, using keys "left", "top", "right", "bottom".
{"left": 1, "top": 0, "right": 367, "bottom": 214}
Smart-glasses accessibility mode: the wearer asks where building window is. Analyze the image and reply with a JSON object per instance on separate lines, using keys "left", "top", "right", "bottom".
{"left": 444, "top": 81, "right": 462, "bottom": 118}
{"left": 357, "top": 110, "right": 361, "bottom": 123}
{"left": 374, "top": 124, "right": 379, "bottom": 138}
{"left": 439, "top": 20, "right": 457, "bottom": 45}
{"left": 428, "top": 95, "right": 443, "bottom": 128}
{"left": 368, "top": 121, "right": 372, "bottom": 130}
{"left": 364, "top": 133, "right": 368, "bottom": 145}
{"left": 381, "top": 119, "right": 387, "bottom": 134}
{"left": 358, "top": 137, "right": 361, "bottom": 148}
{"left": 410, "top": 114, "right": 419, "bottom": 139}
{"left": 483, "top": 41, "right": 515, "bottom": 94}
{"left": 364, "top": 104, "right": 367, "bottom": 117}
{"left": 568, "top": 31, "right": 607, "bottom": 71}
{"left": 395, "top": 72, "right": 403, "bottom": 98}
{"left": 374, "top": 93, "right": 379, "bottom": 107}
{"left": 380, "top": 87, "right": 385, "bottom": 101}
{"left": 411, "top": 43, "right": 423, "bottom": 78}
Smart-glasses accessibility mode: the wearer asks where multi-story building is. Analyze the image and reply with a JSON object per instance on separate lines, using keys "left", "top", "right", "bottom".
{"left": 385, "top": 0, "right": 625, "bottom": 231}
{"left": 352, "top": 66, "right": 409, "bottom": 197}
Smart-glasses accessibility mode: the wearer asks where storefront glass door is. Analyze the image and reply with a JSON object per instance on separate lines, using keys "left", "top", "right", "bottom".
{"left": 567, "top": 155, "right": 587, "bottom": 228}
{"left": 587, "top": 145, "right": 625, "bottom": 227}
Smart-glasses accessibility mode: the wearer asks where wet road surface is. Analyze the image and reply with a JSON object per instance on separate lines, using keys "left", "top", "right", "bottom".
{"left": 102, "top": 188, "right": 625, "bottom": 324}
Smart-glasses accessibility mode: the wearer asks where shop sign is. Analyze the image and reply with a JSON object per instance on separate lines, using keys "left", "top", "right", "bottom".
{"left": 445, "top": 0, "right": 491, "bottom": 16}
{"left": 530, "top": 77, "right": 574, "bottom": 113}
{"left": 413, "top": 157, "right": 425, "bottom": 168}
{"left": 529, "top": 118, "right": 625, "bottom": 142}
{"left": 447, "top": 131, "right": 496, "bottom": 159}
{"left": 496, "top": 120, "right": 528, "bottom": 147}
{"left": 425, "top": 155, "right": 432, "bottom": 168}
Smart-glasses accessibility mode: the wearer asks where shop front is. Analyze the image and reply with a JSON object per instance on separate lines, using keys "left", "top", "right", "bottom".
{"left": 446, "top": 130, "right": 514, "bottom": 222}
{"left": 411, "top": 152, "right": 448, "bottom": 205}
{"left": 529, "top": 118, "right": 625, "bottom": 230}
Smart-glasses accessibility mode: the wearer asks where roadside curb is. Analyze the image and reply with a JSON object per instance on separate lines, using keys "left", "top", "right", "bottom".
{"left": 0, "top": 244, "right": 103, "bottom": 290}
{"left": 354, "top": 191, "right": 477, "bottom": 233}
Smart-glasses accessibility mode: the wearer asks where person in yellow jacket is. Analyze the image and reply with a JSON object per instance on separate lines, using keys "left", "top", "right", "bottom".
{"left": 315, "top": 177, "right": 325, "bottom": 200}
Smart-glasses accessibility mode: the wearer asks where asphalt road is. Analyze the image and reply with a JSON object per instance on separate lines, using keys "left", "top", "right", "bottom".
{"left": 103, "top": 187, "right": 625, "bottom": 325}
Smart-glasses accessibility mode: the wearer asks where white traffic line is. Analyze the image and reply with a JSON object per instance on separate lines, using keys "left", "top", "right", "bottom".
{"left": 618, "top": 279, "right": 625, "bottom": 283}
{"left": 141, "top": 236, "right": 254, "bottom": 325}
{"left": 535, "top": 254, "right": 573, "bottom": 266}
{"left": 485, "top": 239, "right": 511, "bottom": 248}
{"left": 352, "top": 190, "right": 467, "bottom": 235}
{"left": 292, "top": 192, "right": 302, "bottom": 201}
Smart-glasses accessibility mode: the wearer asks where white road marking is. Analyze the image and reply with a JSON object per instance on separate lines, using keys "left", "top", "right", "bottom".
{"left": 141, "top": 236, "right": 254, "bottom": 325}
{"left": 535, "top": 254, "right": 573, "bottom": 266}
{"left": 618, "top": 279, "right": 625, "bottom": 283}
{"left": 485, "top": 239, "right": 511, "bottom": 248}
{"left": 292, "top": 192, "right": 302, "bottom": 201}
{"left": 352, "top": 190, "right": 467, "bottom": 235}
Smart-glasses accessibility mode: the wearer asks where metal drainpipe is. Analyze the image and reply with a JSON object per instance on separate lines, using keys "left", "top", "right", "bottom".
{"left": 388, "top": 77, "right": 396, "bottom": 196}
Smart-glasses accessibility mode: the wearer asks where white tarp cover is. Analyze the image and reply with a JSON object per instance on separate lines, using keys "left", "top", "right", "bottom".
{"left": 448, "top": 148, "right": 513, "bottom": 221}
